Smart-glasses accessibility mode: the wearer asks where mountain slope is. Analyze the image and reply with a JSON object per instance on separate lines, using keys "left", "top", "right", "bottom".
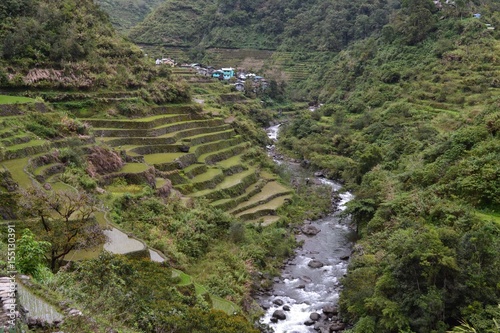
{"left": 276, "top": 3, "right": 500, "bottom": 332}
{"left": 95, "top": 0, "right": 164, "bottom": 33}
{"left": 128, "top": 0, "right": 396, "bottom": 51}
{"left": 129, "top": 0, "right": 212, "bottom": 46}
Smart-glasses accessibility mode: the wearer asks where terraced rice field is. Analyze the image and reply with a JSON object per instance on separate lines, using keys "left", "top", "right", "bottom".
{"left": 0, "top": 100, "right": 292, "bottom": 224}
{"left": 0, "top": 95, "right": 37, "bottom": 104}
{"left": 0, "top": 99, "right": 292, "bottom": 315}
{"left": 82, "top": 103, "right": 292, "bottom": 221}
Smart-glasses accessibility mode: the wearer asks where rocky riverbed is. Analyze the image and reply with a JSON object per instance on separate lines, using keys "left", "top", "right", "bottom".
{"left": 257, "top": 124, "right": 355, "bottom": 333}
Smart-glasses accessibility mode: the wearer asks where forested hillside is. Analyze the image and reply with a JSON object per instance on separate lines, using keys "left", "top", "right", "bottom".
{"left": 0, "top": 0, "right": 499, "bottom": 332}
{"left": 128, "top": 0, "right": 397, "bottom": 50}
{"left": 276, "top": 1, "right": 500, "bottom": 332}
{"left": 95, "top": 0, "right": 164, "bottom": 33}
{"left": 0, "top": 1, "right": 317, "bottom": 332}
{"left": 0, "top": 0, "right": 191, "bottom": 100}
{"left": 0, "top": 0, "right": 137, "bottom": 64}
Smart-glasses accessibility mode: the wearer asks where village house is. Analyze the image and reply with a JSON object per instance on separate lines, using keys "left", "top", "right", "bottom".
{"left": 212, "top": 70, "right": 224, "bottom": 79}
{"left": 221, "top": 67, "right": 235, "bottom": 80}
{"left": 233, "top": 81, "right": 245, "bottom": 91}
{"left": 156, "top": 58, "right": 176, "bottom": 66}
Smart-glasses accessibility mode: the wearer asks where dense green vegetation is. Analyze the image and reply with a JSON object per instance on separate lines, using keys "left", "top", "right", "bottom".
{"left": 0, "top": 1, "right": 315, "bottom": 332}
{"left": 49, "top": 253, "right": 260, "bottom": 333}
{"left": 1, "top": 0, "right": 499, "bottom": 332}
{"left": 95, "top": 0, "right": 164, "bottom": 33}
{"left": 0, "top": 95, "right": 36, "bottom": 104}
{"left": 0, "top": 0, "right": 189, "bottom": 99}
{"left": 0, "top": 0, "right": 133, "bottom": 63}
{"left": 275, "top": 2, "right": 500, "bottom": 332}
{"left": 128, "top": 0, "right": 397, "bottom": 50}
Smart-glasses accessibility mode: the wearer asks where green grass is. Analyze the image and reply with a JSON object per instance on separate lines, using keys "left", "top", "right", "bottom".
{"left": 106, "top": 183, "right": 146, "bottom": 194}
{"left": 172, "top": 269, "right": 192, "bottom": 286}
{"left": 236, "top": 194, "right": 293, "bottom": 218}
{"left": 260, "top": 170, "right": 278, "bottom": 180}
{"left": 211, "top": 295, "right": 239, "bottom": 314}
{"left": 212, "top": 168, "right": 254, "bottom": 188}
{"left": 196, "top": 142, "right": 247, "bottom": 164}
{"left": 190, "top": 168, "right": 256, "bottom": 198}
{"left": 247, "top": 215, "right": 281, "bottom": 226}
{"left": 191, "top": 167, "right": 223, "bottom": 183}
{"left": 216, "top": 154, "right": 243, "bottom": 169}
{"left": 236, "top": 181, "right": 291, "bottom": 208}
{"left": 476, "top": 211, "right": 500, "bottom": 225}
{"left": 0, "top": 95, "right": 37, "bottom": 105}
{"left": 49, "top": 181, "right": 75, "bottom": 192}
{"left": 119, "top": 163, "right": 150, "bottom": 173}
{"left": 210, "top": 180, "right": 264, "bottom": 206}
{"left": 171, "top": 269, "right": 239, "bottom": 314}
{"left": 33, "top": 163, "right": 60, "bottom": 176}
{"left": 144, "top": 152, "right": 185, "bottom": 164}
{"left": 1, "top": 157, "right": 32, "bottom": 187}
{"left": 4, "top": 139, "right": 48, "bottom": 151}
{"left": 155, "top": 178, "right": 169, "bottom": 188}
{"left": 84, "top": 114, "right": 181, "bottom": 123}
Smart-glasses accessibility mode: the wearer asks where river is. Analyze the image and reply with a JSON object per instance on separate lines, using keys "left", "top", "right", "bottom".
{"left": 258, "top": 124, "right": 355, "bottom": 333}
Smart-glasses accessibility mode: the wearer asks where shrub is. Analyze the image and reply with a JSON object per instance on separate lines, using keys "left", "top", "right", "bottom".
{"left": 58, "top": 147, "right": 84, "bottom": 167}
{"left": 229, "top": 222, "right": 246, "bottom": 243}
{"left": 25, "top": 122, "right": 58, "bottom": 138}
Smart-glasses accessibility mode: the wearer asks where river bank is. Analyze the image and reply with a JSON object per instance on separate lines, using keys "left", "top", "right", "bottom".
{"left": 256, "top": 124, "right": 355, "bottom": 333}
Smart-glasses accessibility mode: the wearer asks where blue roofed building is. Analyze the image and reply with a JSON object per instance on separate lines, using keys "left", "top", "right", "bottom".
{"left": 221, "top": 67, "right": 235, "bottom": 80}
{"left": 212, "top": 70, "right": 224, "bottom": 79}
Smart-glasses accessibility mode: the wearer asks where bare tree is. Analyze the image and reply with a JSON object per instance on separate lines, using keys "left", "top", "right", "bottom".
{"left": 17, "top": 186, "right": 105, "bottom": 271}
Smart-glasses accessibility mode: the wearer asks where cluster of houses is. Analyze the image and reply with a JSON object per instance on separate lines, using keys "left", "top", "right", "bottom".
{"left": 431, "top": 2, "right": 496, "bottom": 30}
{"left": 179, "top": 63, "right": 269, "bottom": 92}
{"left": 154, "top": 58, "right": 270, "bottom": 92}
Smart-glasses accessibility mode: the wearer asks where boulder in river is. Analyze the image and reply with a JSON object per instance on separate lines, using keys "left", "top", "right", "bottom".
{"left": 273, "top": 299, "right": 284, "bottom": 306}
{"left": 272, "top": 310, "right": 287, "bottom": 320}
{"left": 314, "top": 321, "right": 330, "bottom": 333}
{"left": 283, "top": 305, "right": 291, "bottom": 311}
{"left": 314, "top": 171, "right": 325, "bottom": 178}
{"left": 301, "top": 225, "right": 321, "bottom": 236}
{"left": 308, "top": 260, "right": 324, "bottom": 269}
{"left": 300, "top": 276, "right": 312, "bottom": 283}
{"left": 310, "top": 312, "right": 321, "bottom": 321}
{"left": 304, "top": 320, "right": 315, "bottom": 326}
{"left": 329, "top": 322, "right": 346, "bottom": 332}
{"left": 322, "top": 304, "right": 338, "bottom": 317}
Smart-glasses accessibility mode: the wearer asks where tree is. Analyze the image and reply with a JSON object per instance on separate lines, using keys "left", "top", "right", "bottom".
{"left": 17, "top": 228, "right": 51, "bottom": 280}
{"left": 395, "top": 0, "right": 437, "bottom": 45}
{"left": 17, "top": 186, "right": 104, "bottom": 271}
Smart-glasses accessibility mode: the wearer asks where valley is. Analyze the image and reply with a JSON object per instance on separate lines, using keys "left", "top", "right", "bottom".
{"left": 0, "top": 0, "right": 499, "bottom": 332}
